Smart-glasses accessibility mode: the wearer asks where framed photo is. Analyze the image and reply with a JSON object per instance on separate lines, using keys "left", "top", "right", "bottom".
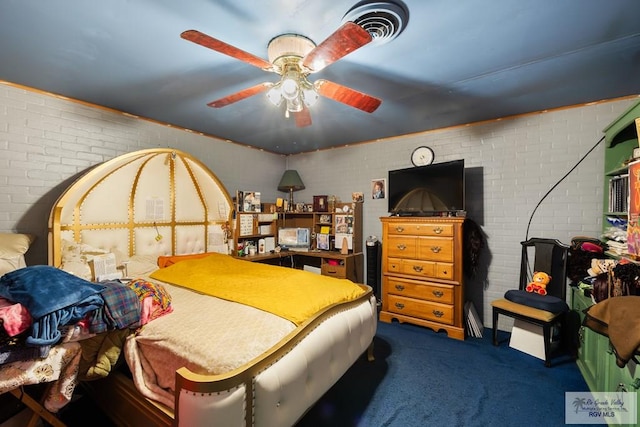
{"left": 352, "top": 192, "right": 364, "bottom": 203}
{"left": 319, "top": 214, "right": 332, "bottom": 224}
{"left": 371, "top": 179, "right": 386, "bottom": 199}
{"left": 313, "top": 195, "right": 328, "bottom": 212}
{"left": 335, "top": 214, "right": 349, "bottom": 234}
{"left": 317, "top": 233, "right": 330, "bottom": 250}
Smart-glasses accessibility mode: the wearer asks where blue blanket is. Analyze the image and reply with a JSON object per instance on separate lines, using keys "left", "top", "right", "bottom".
{"left": 0, "top": 265, "right": 105, "bottom": 345}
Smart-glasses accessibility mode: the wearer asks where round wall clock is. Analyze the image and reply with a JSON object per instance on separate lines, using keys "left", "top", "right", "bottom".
{"left": 411, "top": 146, "right": 434, "bottom": 167}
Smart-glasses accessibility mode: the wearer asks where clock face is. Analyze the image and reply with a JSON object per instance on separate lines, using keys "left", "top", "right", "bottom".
{"left": 411, "top": 146, "right": 434, "bottom": 167}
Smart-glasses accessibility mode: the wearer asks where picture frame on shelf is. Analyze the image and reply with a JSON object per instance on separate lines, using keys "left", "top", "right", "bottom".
{"left": 335, "top": 214, "right": 349, "bottom": 234}
{"left": 241, "top": 191, "right": 261, "bottom": 212}
{"left": 317, "top": 233, "right": 330, "bottom": 250}
{"left": 319, "top": 214, "right": 331, "bottom": 224}
{"left": 313, "top": 195, "right": 328, "bottom": 212}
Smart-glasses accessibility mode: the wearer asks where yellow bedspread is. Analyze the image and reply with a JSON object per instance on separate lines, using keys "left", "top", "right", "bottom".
{"left": 149, "top": 253, "right": 366, "bottom": 325}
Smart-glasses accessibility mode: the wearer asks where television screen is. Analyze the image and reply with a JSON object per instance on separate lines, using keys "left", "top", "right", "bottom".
{"left": 388, "top": 159, "right": 465, "bottom": 216}
{"left": 278, "top": 227, "right": 311, "bottom": 251}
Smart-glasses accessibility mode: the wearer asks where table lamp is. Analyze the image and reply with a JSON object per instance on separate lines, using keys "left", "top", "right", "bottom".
{"left": 278, "top": 170, "right": 305, "bottom": 210}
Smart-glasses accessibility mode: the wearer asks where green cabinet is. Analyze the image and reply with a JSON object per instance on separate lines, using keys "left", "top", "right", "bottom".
{"left": 573, "top": 287, "right": 608, "bottom": 391}
{"left": 572, "top": 288, "right": 640, "bottom": 426}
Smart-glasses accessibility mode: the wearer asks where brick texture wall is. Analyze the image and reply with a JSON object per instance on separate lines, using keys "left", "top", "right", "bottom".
{"left": 1, "top": 81, "right": 637, "bottom": 330}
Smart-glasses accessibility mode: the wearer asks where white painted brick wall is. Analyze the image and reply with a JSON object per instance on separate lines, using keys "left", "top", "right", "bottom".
{"left": 1, "top": 81, "right": 637, "bottom": 332}
{"left": 0, "top": 83, "right": 284, "bottom": 266}
{"left": 288, "top": 97, "right": 639, "bottom": 330}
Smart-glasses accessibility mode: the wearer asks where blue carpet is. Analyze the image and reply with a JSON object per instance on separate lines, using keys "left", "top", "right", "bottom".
{"left": 297, "top": 321, "right": 590, "bottom": 427}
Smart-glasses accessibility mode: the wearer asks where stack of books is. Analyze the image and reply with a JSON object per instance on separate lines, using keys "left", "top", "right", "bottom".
{"left": 464, "top": 301, "right": 484, "bottom": 338}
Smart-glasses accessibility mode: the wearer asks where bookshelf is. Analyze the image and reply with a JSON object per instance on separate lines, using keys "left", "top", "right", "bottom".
{"left": 602, "top": 100, "right": 640, "bottom": 258}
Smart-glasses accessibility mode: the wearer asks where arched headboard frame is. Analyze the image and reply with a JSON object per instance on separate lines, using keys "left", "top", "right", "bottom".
{"left": 48, "top": 148, "right": 233, "bottom": 267}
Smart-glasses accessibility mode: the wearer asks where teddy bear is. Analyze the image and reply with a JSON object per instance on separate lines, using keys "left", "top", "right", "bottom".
{"left": 526, "top": 271, "right": 551, "bottom": 295}
{"left": 586, "top": 258, "right": 617, "bottom": 277}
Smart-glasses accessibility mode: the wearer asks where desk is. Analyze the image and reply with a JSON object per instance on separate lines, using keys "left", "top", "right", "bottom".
{"left": 235, "top": 250, "right": 364, "bottom": 283}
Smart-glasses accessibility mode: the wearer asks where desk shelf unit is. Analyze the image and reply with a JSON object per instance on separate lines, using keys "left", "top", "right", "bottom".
{"left": 278, "top": 202, "right": 362, "bottom": 253}
{"left": 232, "top": 201, "right": 364, "bottom": 283}
{"left": 232, "top": 202, "right": 278, "bottom": 256}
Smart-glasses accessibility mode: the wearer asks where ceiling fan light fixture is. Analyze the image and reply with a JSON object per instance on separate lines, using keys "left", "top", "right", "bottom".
{"left": 281, "top": 73, "right": 300, "bottom": 101}
{"left": 301, "top": 82, "right": 319, "bottom": 107}
{"left": 266, "top": 82, "right": 283, "bottom": 106}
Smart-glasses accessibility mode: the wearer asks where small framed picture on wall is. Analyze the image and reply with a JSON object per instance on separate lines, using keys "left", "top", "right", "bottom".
{"left": 371, "top": 179, "right": 386, "bottom": 199}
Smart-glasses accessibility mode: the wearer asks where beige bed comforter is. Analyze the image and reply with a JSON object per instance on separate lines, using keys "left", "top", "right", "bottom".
{"left": 124, "top": 279, "right": 296, "bottom": 409}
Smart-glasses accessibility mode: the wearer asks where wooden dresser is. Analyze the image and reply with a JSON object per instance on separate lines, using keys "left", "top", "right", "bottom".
{"left": 379, "top": 216, "right": 465, "bottom": 340}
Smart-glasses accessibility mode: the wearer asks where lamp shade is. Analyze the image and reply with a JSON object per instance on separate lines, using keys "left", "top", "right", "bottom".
{"left": 278, "top": 170, "right": 305, "bottom": 192}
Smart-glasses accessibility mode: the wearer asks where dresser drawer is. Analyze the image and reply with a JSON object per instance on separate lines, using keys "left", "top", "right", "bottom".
{"left": 386, "top": 222, "right": 454, "bottom": 237}
{"left": 400, "top": 259, "right": 454, "bottom": 280}
{"left": 418, "top": 237, "right": 454, "bottom": 262}
{"left": 387, "top": 257, "right": 403, "bottom": 273}
{"left": 387, "top": 294, "right": 454, "bottom": 325}
{"left": 386, "top": 277, "right": 454, "bottom": 304}
{"left": 386, "top": 236, "right": 417, "bottom": 258}
{"left": 321, "top": 263, "right": 346, "bottom": 279}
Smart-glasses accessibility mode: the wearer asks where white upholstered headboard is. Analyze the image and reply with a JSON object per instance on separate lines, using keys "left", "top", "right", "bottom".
{"left": 48, "top": 148, "right": 233, "bottom": 267}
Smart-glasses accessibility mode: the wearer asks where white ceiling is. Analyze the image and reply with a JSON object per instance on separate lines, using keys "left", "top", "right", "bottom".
{"left": 1, "top": 0, "right": 639, "bottom": 155}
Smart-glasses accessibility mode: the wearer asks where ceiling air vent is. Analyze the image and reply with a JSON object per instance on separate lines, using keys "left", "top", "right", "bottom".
{"left": 342, "top": 0, "right": 409, "bottom": 45}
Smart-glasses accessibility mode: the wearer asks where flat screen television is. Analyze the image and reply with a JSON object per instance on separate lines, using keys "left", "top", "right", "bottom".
{"left": 278, "top": 227, "right": 311, "bottom": 251}
{"left": 388, "top": 159, "right": 465, "bottom": 216}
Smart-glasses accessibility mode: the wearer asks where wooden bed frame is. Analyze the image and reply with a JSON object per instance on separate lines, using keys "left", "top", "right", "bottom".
{"left": 47, "top": 148, "right": 376, "bottom": 426}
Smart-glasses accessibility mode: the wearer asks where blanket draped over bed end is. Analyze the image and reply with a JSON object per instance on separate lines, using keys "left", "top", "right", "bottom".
{"left": 150, "top": 253, "right": 366, "bottom": 325}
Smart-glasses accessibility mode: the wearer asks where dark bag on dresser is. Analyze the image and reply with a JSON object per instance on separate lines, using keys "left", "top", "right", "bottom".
{"left": 592, "top": 263, "right": 640, "bottom": 303}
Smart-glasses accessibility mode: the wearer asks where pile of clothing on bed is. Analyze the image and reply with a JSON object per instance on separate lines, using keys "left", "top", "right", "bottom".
{"left": 0, "top": 265, "right": 172, "bottom": 380}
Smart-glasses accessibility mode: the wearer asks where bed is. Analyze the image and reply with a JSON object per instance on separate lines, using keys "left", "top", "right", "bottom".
{"left": 45, "top": 148, "right": 377, "bottom": 426}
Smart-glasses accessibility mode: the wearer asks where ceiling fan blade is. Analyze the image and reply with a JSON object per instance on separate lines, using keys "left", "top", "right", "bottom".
{"left": 293, "top": 106, "right": 312, "bottom": 128}
{"left": 207, "top": 82, "right": 272, "bottom": 108}
{"left": 181, "top": 30, "right": 274, "bottom": 71}
{"left": 315, "top": 80, "right": 381, "bottom": 113}
{"left": 302, "top": 22, "right": 372, "bottom": 73}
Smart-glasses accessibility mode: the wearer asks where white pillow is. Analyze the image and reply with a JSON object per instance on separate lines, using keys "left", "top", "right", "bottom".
{"left": 0, "top": 233, "right": 34, "bottom": 276}
{"left": 125, "top": 254, "right": 159, "bottom": 278}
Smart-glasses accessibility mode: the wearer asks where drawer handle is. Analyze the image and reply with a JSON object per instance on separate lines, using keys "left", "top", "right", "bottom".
{"left": 433, "top": 310, "right": 444, "bottom": 318}
{"left": 395, "top": 284, "right": 405, "bottom": 291}
{"left": 395, "top": 302, "right": 405, "bottom": 310}
{"left": 430, "top": 246, "right": 442, "bottom": 253}
{"left": 390, "top": 263, "right": 398, "bottom": 269}
{"left": 433, "top": 227, "right": 443, "bottom": 234}
{"left": 395, "top": 226, "right": 405, "bottom": 232}
{"left": 413, "top": 265, "right": 423, "bottom": 273}
{"left": 396, "top": 244, "right": 407, "bottom": 251}
{"left": 432, "top": 290, "right": 444, "bottom": 298}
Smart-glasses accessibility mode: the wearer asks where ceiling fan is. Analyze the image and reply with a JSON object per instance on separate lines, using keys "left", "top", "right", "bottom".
{"left": 180, "top": 22, "right": 382, "bottom": 127}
